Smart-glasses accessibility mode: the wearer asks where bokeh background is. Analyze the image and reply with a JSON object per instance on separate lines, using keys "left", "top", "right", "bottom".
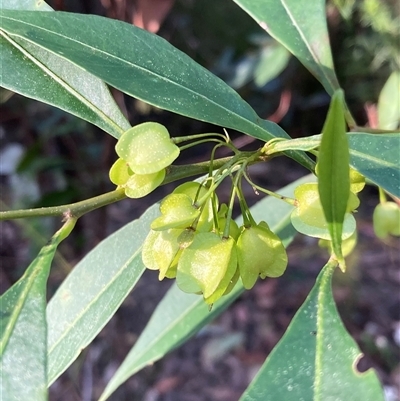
{"left": 1, "top": 0, "right": 399, "bottom": 400}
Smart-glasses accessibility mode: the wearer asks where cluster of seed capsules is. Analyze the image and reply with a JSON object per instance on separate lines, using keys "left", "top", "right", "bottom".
{"left": 142, "top": 181, "right": 288, "bottom": 305}
{"left": 109, "top": 122, "right": 287, "bottom": 304}
{"left": 110, "top": 122, "right": 399, "bottom": 304}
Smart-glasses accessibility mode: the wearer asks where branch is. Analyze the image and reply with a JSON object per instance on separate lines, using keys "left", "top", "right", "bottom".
{"left": 0, "top": 156, "right": 242, "bottom": 221}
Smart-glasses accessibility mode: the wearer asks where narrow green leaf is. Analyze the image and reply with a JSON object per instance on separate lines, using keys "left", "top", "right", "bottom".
{"left": 265, "top": 131, "right": 400, "bottom": 198}
{"left": 231, "top": 0, "right": 340, "bottom": 96}
{"left": 0, "top": 3, "right": 130, "bottom": 139}
{"left": 0, "top": 10, "right": 313, "bottom": 171}
{"left": 254, "top": 44, "right": 291, "bottom": 87}
{"left": 239, "top": 261, "right": 384, "bottom": 401}
{"left": 0, "top": 218, "right": 76, "bottom": 401}
{"left": 265, "top": 134, "right": 322, "bottom": 154}
{"left": 46, "top": 204, "right": 159, "bottom": 386}
{"left": 348, "top": 132, "right": 400, "bottom": 198}
{"left": 98, "top": 174, "right": 313, "bottom": 401}
{"left": 377, "top": 71, "right": 400, "bottom": 130}
{"left": 318, "top": 90, "right": 349, "bottom": 269}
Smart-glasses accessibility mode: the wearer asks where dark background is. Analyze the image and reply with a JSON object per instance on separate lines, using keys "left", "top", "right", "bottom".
{"left": 0, "top": 0, "right": 399, "bottom": 400}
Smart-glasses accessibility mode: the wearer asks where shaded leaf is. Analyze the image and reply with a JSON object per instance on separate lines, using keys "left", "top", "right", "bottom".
{"left": 347, "top": 132, "right": 400, "bottom": 198}
{"left": 254, "top": 43, "right": 291, "bottom": 87}
{"left": 0, "top": 10, "right": 313, "bottom": 171}
{"left": 239, "top": 261, "right": 384, "bottom": 401}
{"left": 377, "top": 71, "right": 400, "bottom": 130}
{"left": 231, "top": 0, "right": 340, "bottom": 95}
{"left": 0, "top": 218, "right": 76, "bottom": 401}
{"left": 98, "top": 174, "right": 313, "bottom": 401}
{"left": 0, "top": 3, "right": 130, "bottom": 139}
{"left": 4, "top": 0, "right": 52, "bottom": 11}
{"left": 318, "top": 90, "right": 349, "bottom": 269}
{"left": 46, "top": 204, "right": 159, "bottom": 385}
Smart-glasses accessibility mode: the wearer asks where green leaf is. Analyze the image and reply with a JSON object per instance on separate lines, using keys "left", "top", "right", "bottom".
{"left": 239, "top": 261, "right": 384, "bottom": 401}
{"left": 254, "top": 43, "right": 291, "bottom": 87}
{"left": 347, "top": 132, "right": 400, "bottom": 198}
{"left": 265, "top": 131, "right": 400, "bottom": 198}
{"left": 0, "top": 4, "right": 130, "bottom": 139}
{"left": 231, "top": 0, "right": 340, "bottom": 95}
{"left": 318, "top": 90, "right": 349, "bottom": 269}
{"left": 3, "top": 0, "right": 52, "bottom": 11}
{"left": 98, "top": 174, "right": 313, "bottom": 401}
{"left": 46, "top": 204, "right": 159, "bottom": 386}
{"left": 0, "top": 218, "right": 75, "bottom": 401}
{"left": 377, "top": 71, "right": 400, "bottom": 130}
{"left": 265, "top": 134, "right": 322, "bottom": 154}
{"left": 0, "top": 10, "right": 313, "bottom": 171}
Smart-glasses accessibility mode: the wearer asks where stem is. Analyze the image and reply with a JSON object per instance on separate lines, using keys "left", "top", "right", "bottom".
{"left": 344, "top": 106, "right": 356, "bottom": 130}
{"left": 243, "top": 172, "right": 296, "bottom": 206}
{"left": 172, "top": 132, "right": 228, "bottom": 144}
{"left": 0, "top": 188, "right": 126, "bottom": 221}
{"left": 237, "top": 179, "right": 255, "bottom": 226}
{"left": 178, "top": 138, "right": 226, "bottom": 152}
{"left": 378, "top": 187, "right": 387, "bottom": 204}
{"left": 223, "top": 177, "right": 238, "bottom": 239}
{"left": 0, "top": 150, "right": 286, "bottom": 222}
{"left": 1, "top": 156, "right": 237, "bottom": 221}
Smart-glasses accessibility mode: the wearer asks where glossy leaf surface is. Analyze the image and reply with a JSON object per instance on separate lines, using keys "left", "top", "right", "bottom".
{"left": 239, "top": 261, "right": 384, "bottom": 401}
{"left": 318, "top": 90, "right": 349, "bottom": 268}
{"left": 0, "top": 3, "right": 130, "bottom": 139}
{"left": 0, "top": 218, "right": 75, "bottom": 401}
{"left": 264, "top": 131, "right": 400, "bottom": 198}
{"left": 46, "top": 205, "right": 159, "bottom": 385}
{"left": 98, "top": 175, "right": 312, "bottom": 401}
{"left": 232, "top": 0, "right": 340, "bottom": 95}
{"left": 0, "top": 10, "right": 313, "bottom": 171}
{"left": 348, "top": 133, "right": 400, "bottom": 198}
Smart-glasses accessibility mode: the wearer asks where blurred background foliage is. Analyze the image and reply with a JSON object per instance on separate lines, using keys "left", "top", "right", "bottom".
{"left": 0, "top": 0, "right": 399, "bottom": 399}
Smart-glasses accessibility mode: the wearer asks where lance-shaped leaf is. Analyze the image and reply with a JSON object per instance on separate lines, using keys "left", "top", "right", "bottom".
{"left": 0, "top": 10, "right": 313, "bottom": 171}
{"left": 231, "top": 0, "right": 340, "bottom": 96}
{"left": 378, "top": 71, "right": 400, "bottom": 130}
{"left": 0, "top": 218, "right": 76, "bottom": 401}
{"left": 348, "top": 132, "right": 400, "bottom": 198}
{"left": 264, "top": 131, "right": 400, "bottom": 198}
{"left": 46, "top": 204, "right": 159, "bottom": 386}
{"left": 97, "top": 175, "right": 313, "bottom": 401}
{"left": 318, "top": 90, "right": 349, "bottom": 270}
{"left": 0, "top": 2, "right": 130, "bottom": 139}
{"left": 239, "top": 261, "right": 384, "bottom": 401}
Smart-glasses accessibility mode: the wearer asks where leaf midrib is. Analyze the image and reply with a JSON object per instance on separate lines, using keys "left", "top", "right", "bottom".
{"left": 1, "top": 29, "right": 126, "bottom": 138}
{"left": 349, "top": 148, "right": 398, "bottom": 169}
{"left": 47, "top": 247, "right": 145, "bottom": 382}
{"left": 1, "top": 12, "right": 278, "bottom": 140}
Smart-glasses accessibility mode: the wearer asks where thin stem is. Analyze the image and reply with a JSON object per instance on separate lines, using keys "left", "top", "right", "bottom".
{"left": 0, "top": 151, "right": 283, "bottom": 222}
{"left": 211, "top": 192, "right": 220, "bottom": 231}
{"left": 172, "top": 132, "right": 228, "bottom": 144}
{"left": 178, "top": 138, "right": 225, "bottom": 152}
{"left": 378, "top": 187, "right": 387, "bottom": 204}
{"left": 0, "top": 156, "right": 236, "bottom": 221}
{"left": 0, "top": 188, "right": 126, "bottom": 221}
{"left": 243, "top": 172, "right": 296, "bottom": 206}
{"left": 222, "top": 177, "right": 238, "bottom": 239}
{"left": 237, "top": 178, "right": 256, "bottom": 226}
